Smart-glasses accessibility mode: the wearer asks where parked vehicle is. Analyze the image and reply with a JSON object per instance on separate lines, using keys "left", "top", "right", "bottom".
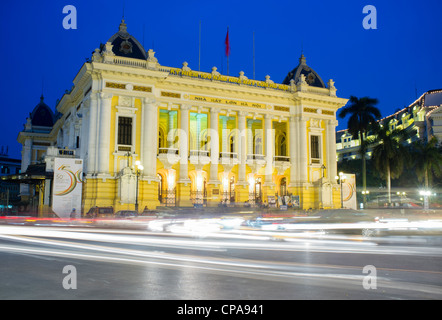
{"left": 86, "top": 206, "right": 114, "bottom": 218}
{"left": 115, "top": 210, "right": 137, "bottom": 219}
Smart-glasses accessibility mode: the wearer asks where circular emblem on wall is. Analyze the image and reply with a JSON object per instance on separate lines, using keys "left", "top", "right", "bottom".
{"left": 306, "top": 72, "right": 316, "bottom": 85}
{"left": 119, "top": 40, "right": 133, "bottom": 54}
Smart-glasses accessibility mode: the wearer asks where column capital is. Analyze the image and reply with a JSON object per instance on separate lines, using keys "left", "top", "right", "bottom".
{"left": 100, "top": 92, "right": 113, "bottom": 100}
{"left": 210, "top": 106, "right": 220, "bottom": 114}
{"left": 327, "top": 119, "right": 339, "bottom": 127}
{"left": 299, "top": 116, "right": 309, "bottom": 122}
{"left": 237, "top": 110, "right": 248, "bottom": 117}
{"left": 180, "top": 104, "right": 191, "bottom": 110}
{"left": 143, "top": 97, "right": 156, "bottom": 105}
{"left": 89, "top": 91, "right": 99, "bottom": 101}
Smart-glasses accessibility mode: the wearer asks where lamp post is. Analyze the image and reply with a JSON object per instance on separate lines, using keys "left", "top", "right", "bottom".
{"left": 396, "top": 191, "right": 406, "bottom": 206}
{"left": 134, "top": 160, "right": 144, "bottom": 213}
{"left": 419, "top": 190, "right": 432, "bottom": 211}
{"left": 362, "top": 190, "right": 370, "bottom": 208}
{"left": 336, "top": 172, "right": 347, "bottom": 209}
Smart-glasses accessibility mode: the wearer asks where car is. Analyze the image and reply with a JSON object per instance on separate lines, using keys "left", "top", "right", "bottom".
{"left": 86, "top": 206, "right": 114, "bottom": 218}
{"left": 115, "top": 210, "right": 138, "bottom": 219}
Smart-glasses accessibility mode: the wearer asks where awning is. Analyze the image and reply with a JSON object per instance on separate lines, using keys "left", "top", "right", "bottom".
{"left": 1, "top": 163, "right": 53, "bottom": 184}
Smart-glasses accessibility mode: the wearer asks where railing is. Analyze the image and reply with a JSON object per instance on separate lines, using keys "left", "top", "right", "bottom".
{"left": 273, "top": 156, "right": 290, "bottom": 162}
{"left": 248, "top": 192, "right": 262, "bottom": 205}
{"left": 247, "top": 154, "right": 265, "bottom": 161}
{"left": 58, "top": 149, "right": 75, "bottom": 156}
{"left": 113, "top": 56, "right": 147, "bottom": 68}
{"left": 189, "top": 150, "right": 210, "bottom": 157}
{"left": 158, "top": 148, "right": 179, "bottom": 155}
{"left": 311, "top": 158, "right": 321, "bottom": 164}
{"left": 219, "top": 152, "right": 238, "bottom": 159}
{"left": 306, "top": 85, "right": 331, "bottom": 96}
{"left": 221, "top": 191, "right": 235, "bottom": 204}
{"left": 190, "top": 191, "right": 207, "bottom": 207}
{"left": 159, "top": 188, "right": 176, "bottom": 207}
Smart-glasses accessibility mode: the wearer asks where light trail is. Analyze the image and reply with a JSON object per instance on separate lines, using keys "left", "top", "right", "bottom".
{"left": 1, "top": 225, "right": 442, "bottom": 298}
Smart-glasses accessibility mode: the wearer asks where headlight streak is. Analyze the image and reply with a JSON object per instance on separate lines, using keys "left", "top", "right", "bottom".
{"left": 1, "top": 234, "right": 442, "bottom": 296}
{"left": 2, "top": 225, "right": 442, "bottom": 297}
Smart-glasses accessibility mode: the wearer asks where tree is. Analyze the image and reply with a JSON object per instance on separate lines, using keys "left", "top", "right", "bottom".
{"left": 410, "top": 136, "right": 442, "bottom": 189}
{"left": 338, "top": 96, "right": 381, "bottom": 205}
{"left": 368, "top": 120, "right": 414, "bottom": 204}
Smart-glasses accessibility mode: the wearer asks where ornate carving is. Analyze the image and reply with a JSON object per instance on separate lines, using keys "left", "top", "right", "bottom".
{"left": 118, "top": 96, "right": 132, "bottom": 107}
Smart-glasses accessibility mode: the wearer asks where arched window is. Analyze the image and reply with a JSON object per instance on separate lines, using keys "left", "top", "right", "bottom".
{"left": 275, "top": 133, "right": 287, "bottom": 156}
{"left": 280, "top": 177, "right": 287, "bottom": 196}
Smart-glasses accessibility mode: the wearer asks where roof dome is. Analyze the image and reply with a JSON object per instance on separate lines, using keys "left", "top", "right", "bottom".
{"left": 103, "top": 19, "right": 147, "bottom": 60}
{"left": 30, "top": 95, "right": 55, "bottom": 127}
{"left": 282, "top": 54, "right": 326, "bottom": 88}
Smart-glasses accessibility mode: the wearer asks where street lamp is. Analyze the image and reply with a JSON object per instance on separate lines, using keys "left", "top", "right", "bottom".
{"left": 134, "top": 160, "right": 144, "bottom": 213}
{"left": 362, "top": 190, "right": 370, "bottom": 208}
{"left": 336, "top": 172, "right": 347, "bottom": 209}
{"left": 419, "top": 190, "right": 432, "bottom": 211}
{"left": 397, "top": 191, "right": 406, "bottom": 205}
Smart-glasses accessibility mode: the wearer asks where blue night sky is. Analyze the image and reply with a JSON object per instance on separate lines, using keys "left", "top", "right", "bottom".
{"left": 1, "top": 0, "right": 441, "bottom": 159}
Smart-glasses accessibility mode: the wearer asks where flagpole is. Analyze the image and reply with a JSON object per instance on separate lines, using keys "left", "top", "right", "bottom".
{"left": 227, "top": 27, "right": 229, "bottom": 76}
{"left": 198, "top": 20, "right": 201, "bottom": 72}
{"left": 224, "top": 26, "right": 230, "bottom": 76}
{"left": 253, "top": 31, "right": 255, "bottom": 80}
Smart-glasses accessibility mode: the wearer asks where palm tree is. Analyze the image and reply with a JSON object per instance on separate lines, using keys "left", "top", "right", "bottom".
{"left": 410, "top": 137, "right": 442, "bottom": 189}
{"left": 338, "top": 96, "right": 381, "bottom": 205}
{"left": 368, "top": 120, "right": 415, "bottom": 204}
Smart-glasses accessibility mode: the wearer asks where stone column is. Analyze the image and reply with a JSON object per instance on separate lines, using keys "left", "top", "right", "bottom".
{"left": 177, "top": 104, "right": 191, "bottom": 206}
{"left": 237, "top": 111, "right": 247, "bottom": 184}
{"left": 79, "top": 102, "right": 89, "bottom": 160}
{"left": 178, "top": 104, "right": 191, "bottom": 183}
{"left": 264, "top": 114, "right": 274, "bottom": 186}
{"left": 141, "top": 98, "right": 157, "bottom": 179}
{"left": 299, "top": 116, "right": 308, "bottom": 183}
{"left": 289, "top": 115, "right": 298, "bottom": 186}
{"left": 208, "top": 107, "right": 220, "bottom": 184}
{"left": 87, "top": 93, "right": 99, "bottom": 174}
{"left": 97, "top": 92, "right": 112, "bottom": 176}
{"left": 326, "top": 119, "right": 338, "bottom": 182}
{"left": 140, "top": 97, "right": 159, "bottom": 209}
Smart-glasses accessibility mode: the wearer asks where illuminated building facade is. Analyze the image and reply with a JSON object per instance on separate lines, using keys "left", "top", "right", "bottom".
{"left": 19, "top": 20, "right": 348, "bottom": 213}
{"left": 336, "top": 89, "right": 442, "bottom": 162}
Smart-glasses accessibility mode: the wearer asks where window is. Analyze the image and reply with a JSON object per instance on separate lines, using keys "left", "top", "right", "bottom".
{"left": 254, "top": 136, "right": 262, "bottom": 154}
{"left": 229, "top": 135, "right": 235, "bottom": 153}
{"left": 118, "top": 117, "right": 132, "bottom": 146}
{"left": 311, "top": 135, "right": 320, "bottom": 162}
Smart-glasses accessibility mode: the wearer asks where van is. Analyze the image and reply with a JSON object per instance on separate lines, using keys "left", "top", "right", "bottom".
{"left": 86, "top": 206, "right": 114, "bottom": 218}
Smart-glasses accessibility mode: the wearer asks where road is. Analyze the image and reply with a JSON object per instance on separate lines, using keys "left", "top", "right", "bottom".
{"left": 0, "top": 221, "right": 441, "bottom": 300}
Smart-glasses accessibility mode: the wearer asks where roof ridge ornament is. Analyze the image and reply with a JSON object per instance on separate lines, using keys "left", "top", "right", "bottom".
{"left": 119, "top": 19, "right": 128, "bottom": 36}
{"left": 299, "top": 54, "right": 307, "bottom": 65}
